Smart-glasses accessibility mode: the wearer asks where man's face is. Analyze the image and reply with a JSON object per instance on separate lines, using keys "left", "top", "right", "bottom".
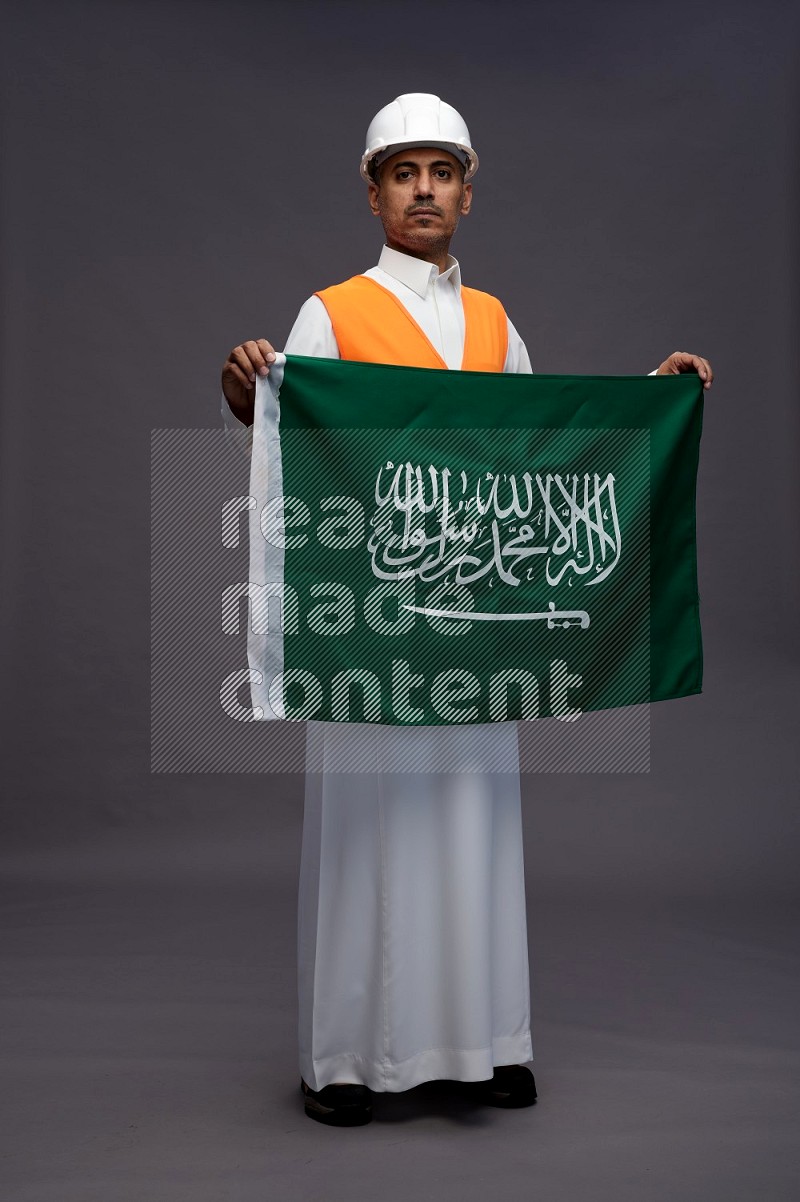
{"left": 367, "top": 147, "right": 472, "bottom": 259}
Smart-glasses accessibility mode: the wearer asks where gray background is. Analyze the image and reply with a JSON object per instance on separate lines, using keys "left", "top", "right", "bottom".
{"left": 1, "top": 0, "right": 799, "bottom": 1197}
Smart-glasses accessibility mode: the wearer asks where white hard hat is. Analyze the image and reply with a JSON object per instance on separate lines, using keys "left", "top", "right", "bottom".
{"left": 360, "top": 93, "right": 479, "bottom": 182}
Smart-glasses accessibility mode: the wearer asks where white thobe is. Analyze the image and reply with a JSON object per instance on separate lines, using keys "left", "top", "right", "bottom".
{"left": 225, "top": 246, "right": 534, "bottom": 1091}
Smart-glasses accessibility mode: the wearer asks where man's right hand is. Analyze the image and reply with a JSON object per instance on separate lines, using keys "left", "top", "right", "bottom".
{"left": 221, "top": 339, "right": 277, "bottom": 426}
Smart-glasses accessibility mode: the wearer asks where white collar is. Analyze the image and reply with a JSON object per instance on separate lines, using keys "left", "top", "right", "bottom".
{"left": 377, "top": 244, "right": 462, "bottom": 299}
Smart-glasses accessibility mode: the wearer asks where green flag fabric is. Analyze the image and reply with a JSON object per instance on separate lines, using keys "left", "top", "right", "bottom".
{"left": 246, "top": 354, "right": 704, "bottom": 726}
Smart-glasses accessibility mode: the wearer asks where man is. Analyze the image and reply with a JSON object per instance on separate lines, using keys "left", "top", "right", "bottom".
{"left": 221, "top": 93, "right": 713, "bottom": 1127}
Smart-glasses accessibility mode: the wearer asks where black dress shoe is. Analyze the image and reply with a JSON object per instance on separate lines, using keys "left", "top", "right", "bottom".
{"left": 471, "top": 1064, "right": 537, "bottom": 1108}
{"left": 300, "top": 1077, "right": 373, "bottom": 1126}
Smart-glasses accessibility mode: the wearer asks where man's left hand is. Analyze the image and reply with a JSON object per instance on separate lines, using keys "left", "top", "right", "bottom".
{"left": 656, "top": 351, "right": 714, "bottom": 390}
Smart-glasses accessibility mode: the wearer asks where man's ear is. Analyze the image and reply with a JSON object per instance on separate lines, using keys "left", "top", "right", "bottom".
{"left": 367, "top": 179, "right": 381, "bottom": 216}
{"left": 460, "top": 181, "right": 473, "bottom": 217}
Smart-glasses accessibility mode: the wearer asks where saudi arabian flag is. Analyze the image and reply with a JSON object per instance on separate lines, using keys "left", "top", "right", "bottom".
{"left": 244, "top": 354, "right": 704, "bottom": 726}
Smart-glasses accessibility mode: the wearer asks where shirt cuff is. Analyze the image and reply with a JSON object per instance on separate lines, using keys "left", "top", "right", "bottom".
{"left": 220, "top": 390, "right": 253, "bottom": 456}
{"left": 221, "top": 390, "right": 249, "bottom": 428}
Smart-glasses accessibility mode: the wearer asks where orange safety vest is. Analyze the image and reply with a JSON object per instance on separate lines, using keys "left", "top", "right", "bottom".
{"left": 314, "top": 274, "right": 508, "bottom": 373}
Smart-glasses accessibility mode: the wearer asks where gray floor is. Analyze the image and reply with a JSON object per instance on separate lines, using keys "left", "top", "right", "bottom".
{"left": 1, "top": 799, "right": 798, "bottom": 1201}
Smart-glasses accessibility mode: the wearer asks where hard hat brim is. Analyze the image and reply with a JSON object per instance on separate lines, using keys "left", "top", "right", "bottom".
{"left": 360, "top": 140, "right": 479, "bottom": 182}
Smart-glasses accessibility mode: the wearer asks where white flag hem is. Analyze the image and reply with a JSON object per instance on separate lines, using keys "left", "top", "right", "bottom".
{"left": 247, "top": 355, "right": 287, "bottom": 720}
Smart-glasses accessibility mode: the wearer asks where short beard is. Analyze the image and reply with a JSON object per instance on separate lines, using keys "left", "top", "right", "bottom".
{"left": 389, "top": 225, "right": 454, "bottom": 259}
{"left": 377, "top": 196, "right": 461, "bottom": 259}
